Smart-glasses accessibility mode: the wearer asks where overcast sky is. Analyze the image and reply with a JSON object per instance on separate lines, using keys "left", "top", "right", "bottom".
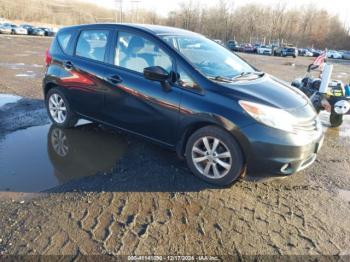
{"left": 81, "top": 0, "right": 350, "bottom": 27}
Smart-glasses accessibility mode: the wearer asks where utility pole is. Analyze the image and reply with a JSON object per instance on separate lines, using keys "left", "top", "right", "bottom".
{"left": 114, "top": 0, "right": 141, "bottom": 23}
{"left": 131, "top": 0, "right": 141, "bottom": 23}
{"left": 120, "top": 0, "right": 123, "bottom": 23}
{"left": 114, "top": 0, "right": 123, "bottom": 23}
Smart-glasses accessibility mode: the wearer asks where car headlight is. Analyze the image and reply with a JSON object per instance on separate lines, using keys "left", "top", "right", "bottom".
{"left": 239, "top": 100, "right": 296, "bottom": 132}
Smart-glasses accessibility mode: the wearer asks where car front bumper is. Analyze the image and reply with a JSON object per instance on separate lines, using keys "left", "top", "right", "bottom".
{"left": 283, "top": 52, "right": 297, "bottom": 56}
{"left": 15, "top": 31, "right": 27, "bottom": 35}
{"left": 0, "top": 30, "right": 11, "bottom": 34}
{"left": 237, "top": 122, "right": 324, "bottom": 177}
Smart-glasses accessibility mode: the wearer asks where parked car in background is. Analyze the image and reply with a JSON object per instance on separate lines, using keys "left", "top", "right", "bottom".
{"left": 309, "top": 49, "right": 322, "bottom": 57}
{"left": 10, "top": 25, "right": 27, "bottom": 35}
{"left": 0, "top": 24, "right": 12, "bottom": 34}
{"left": 227, "top": 40, "right": 239, "bottom": 51}
{"left": 39, "top": 27, "right": 55, "bottom": 36}
{"left": 253, "top": 44, "right": 260, "bottom": 53}
{"left": 32, "top": 28, "right": 45, "bottom": 36}
{"left": 327, "top": 50, "right": 342, "bottom": 59}
{"left": 342, "top": 51, "right": 350, "bottom": 60}
{"left": 278, "top": 47, "right": 298, "bottom": 58}
{"left": 273, "top": 46, "right": 283, "bottom": 56}
{"left": 43, "top": 24, "right": 324, "bottom": 185}
{"left": 20, "top": 24, "right": 35, "bottom": 35}
{"left": 257, "top": 45, "right": 272, "bottom": 55}
{"left": 298, "top": 49, "right": 313, "bottom": 57}
{"left": 241, "top": 43, "right": 255, "bottom": 53}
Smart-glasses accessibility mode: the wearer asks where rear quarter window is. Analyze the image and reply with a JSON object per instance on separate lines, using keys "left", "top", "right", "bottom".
{"left": 57, "top": 31, "right": 74, "bottom": 54}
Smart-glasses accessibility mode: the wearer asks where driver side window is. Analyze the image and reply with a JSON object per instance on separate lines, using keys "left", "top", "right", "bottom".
{"left": 114, "top": 32, "right": 173, "bottom": 74}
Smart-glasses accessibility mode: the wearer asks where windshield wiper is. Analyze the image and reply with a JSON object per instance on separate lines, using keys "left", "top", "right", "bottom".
{"left": 208, "top": 72, "right": 264, "bottom": 83}
{"left": 231, "top": 71, "right": 265, "bottom": 80}
{"left": 208, "top": 76, "right": 234, "bottom": 83}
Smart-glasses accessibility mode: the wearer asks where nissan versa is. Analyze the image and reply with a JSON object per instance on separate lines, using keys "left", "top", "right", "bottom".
{"left": 43, "top": 24, "right": 324, "bottom": 185}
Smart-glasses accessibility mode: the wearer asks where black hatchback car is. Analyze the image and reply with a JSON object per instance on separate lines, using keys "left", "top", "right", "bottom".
{"left": 43, "top": 24, "right": 324, "bottom": 185}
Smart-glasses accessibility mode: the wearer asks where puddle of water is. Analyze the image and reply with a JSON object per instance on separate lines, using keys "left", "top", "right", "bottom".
{"left": 338, "top": 189, "right": 350, "bottom": 202}
{"left": 0, "top": 123, "right": 127, "bottom": 192}
{"left": 0, "top": 94, "right": 21, "bottom": 107}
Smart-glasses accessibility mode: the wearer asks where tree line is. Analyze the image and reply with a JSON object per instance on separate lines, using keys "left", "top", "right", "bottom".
{"left": 0, "top": 0, "right": 349, "bottom": 50}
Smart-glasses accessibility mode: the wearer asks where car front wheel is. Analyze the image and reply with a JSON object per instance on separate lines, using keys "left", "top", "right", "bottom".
{"left": 46, "top": 87, "right": 78, "bottom": 128}
{"left": 330, "top": 112, "right": 343, "bottom": 127}
{"left": 185, "top": 126, "right": 244, "bottom": 186}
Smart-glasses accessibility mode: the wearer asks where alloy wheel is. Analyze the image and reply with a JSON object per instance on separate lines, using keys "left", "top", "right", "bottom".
{"left": 51, "top": 128, "right": 69, "bottom": 157}
{"left": 191, "top": 136, "right": 232, "bottom": 179}
{"left": 48, "top": 93, "right": 67, "bottom": 124}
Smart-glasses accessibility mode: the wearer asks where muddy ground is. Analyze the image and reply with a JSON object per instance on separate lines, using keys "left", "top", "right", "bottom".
{"left": 0, "top": 35, "right": 350, "bottom": 258}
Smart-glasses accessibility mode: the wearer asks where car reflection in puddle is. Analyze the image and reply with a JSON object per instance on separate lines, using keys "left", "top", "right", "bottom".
{"left": 0, "top": 122, "right": 215, "bottom": 193}
{"left": 0, "top": 123, "right": 127, "bottom": 192}
{"left": 48, "top": 124, "right": 127, "bottom": 186}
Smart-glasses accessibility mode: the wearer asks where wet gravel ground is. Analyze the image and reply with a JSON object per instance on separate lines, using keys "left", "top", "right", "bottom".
{"left": 0, "top": 36, "right": 350, "bottom": 257}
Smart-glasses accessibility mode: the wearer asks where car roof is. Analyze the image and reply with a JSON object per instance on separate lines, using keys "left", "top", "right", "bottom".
{"left": 61, "top": 23, "right": 200, "bottom": 37}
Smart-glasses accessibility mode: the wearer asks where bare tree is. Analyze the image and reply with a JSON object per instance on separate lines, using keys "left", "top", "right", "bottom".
{"left": 0, "top": 0, "right": 349, "bottom": 49}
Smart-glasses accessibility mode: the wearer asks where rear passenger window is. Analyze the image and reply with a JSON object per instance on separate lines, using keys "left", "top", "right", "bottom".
{"left": 57, "top": 32, "right": 73, "bottom": 54}
{"left": 76, "top": 30, "right": 109, "bottom": 62}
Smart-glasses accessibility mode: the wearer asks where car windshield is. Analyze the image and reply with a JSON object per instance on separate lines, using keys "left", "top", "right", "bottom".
{"left": 162, "top": 34, "right": 255, "bottom": 79}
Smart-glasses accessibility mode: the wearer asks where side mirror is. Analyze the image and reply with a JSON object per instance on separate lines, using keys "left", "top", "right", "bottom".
{"left": 144, "top": 66, "right": 169, "bottom": 82}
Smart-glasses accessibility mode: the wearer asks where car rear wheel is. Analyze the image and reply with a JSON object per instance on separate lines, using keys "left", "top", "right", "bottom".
{"left": 46, "top": 88, "right": 78, "bottom": 128}
{"left": 185, "top": 126, "right": 244, "bottom": 186}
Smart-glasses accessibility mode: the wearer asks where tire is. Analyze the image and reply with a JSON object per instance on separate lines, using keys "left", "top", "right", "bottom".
{"left": 45, "top": 87, "right": 78, "bottom": 128}
{"left": 185, "top": 126, "right": 244, "bottom": 186}
{"left": 330, "top": 112, "right": 343, "bottom": 127}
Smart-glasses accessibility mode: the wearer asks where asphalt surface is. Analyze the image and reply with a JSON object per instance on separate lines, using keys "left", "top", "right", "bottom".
{"left": 0, "top": 36, "right": 350, "bottom": 257}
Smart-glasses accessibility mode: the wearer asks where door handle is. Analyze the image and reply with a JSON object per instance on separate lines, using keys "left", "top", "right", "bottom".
{"left": 64, "top": 61, "right": 73, "bottom": 70}
{"left": 107, "top": 75, "right": 123, "bottom": 84}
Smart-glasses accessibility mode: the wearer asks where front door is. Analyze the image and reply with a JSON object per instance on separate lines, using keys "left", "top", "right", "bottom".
{"left": 103, "top": 30, "right": 182, "bottom": 146}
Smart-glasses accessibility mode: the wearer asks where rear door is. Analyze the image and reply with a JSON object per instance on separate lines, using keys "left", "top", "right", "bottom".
{"left": 62, "top": 28, "right": 112, "bottom": 119}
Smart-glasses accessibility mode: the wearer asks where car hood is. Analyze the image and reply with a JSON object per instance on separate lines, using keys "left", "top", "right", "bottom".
{"left": 218, "top": 74, "right": 311, "bottom": 110}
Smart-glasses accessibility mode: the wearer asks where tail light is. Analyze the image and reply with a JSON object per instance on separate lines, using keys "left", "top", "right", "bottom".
{"left": 45, "top": 49, "right": 52, "bottom": 66}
